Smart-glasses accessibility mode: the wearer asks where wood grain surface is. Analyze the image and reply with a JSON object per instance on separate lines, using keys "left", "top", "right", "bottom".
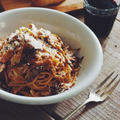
{"left": 0, "top": 0, "right": 83, "bottom": 12}
{"left": 0, "top": 4, "right": 120, "bottom": 120}
{"left": 117, "top": 9, "right": 120, "bottom": 21}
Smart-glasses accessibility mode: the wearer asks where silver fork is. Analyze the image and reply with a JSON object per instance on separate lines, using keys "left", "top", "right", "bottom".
{"left": 63, "top": 72, "right": 120, "bottom": 120}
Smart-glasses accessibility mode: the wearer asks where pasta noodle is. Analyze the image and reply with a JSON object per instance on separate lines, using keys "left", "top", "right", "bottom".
{"left": 0, "top": 24, "right": 83, "bottom": 97}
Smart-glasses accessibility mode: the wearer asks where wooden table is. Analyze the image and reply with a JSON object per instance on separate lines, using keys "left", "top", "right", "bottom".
{"left": 0, "top": 5, "right": 120, "bottom": 120}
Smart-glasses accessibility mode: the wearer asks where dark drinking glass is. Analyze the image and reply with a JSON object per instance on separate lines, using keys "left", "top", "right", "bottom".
{"left": 84, "top": 0, "right": 120, "bottom": 41}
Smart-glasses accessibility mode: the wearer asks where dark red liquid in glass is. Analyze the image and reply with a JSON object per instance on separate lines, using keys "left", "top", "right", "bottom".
{"left": 84, "top": 0, "right": 118, "bottom": 38}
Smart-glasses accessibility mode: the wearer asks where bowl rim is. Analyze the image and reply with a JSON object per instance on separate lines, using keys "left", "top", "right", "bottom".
{"left": 0, "top": 7, "right": 103, "bottom": 105}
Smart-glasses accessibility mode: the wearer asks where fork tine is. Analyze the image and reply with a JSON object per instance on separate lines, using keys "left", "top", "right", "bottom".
{"left": 102, "top": 79, "right": 120, "bottom": 99}
{"left": 98, "top": 74, "right": 119, "bottom": 95}
{"left": 93, "top": 72, "right": 114, "bottom": 92}
{"left": 104, "top": 74, "right": 119, "bottom": 89}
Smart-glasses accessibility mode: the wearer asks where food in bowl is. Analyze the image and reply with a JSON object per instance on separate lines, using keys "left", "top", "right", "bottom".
{"left": 0, "top": 24, "right": 83, "bottom": 97}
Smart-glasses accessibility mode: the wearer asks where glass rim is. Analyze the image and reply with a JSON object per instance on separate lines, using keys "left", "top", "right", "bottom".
{"left": 84, "top": 0, "right": 120, "bottom": 12}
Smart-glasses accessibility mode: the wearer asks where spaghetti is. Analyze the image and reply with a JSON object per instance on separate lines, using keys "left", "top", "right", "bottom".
{"left": 0, "top": 24, "right": 82, "bottom": 97}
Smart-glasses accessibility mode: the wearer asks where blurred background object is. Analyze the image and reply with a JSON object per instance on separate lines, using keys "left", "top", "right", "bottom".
{"left": 0, "top": 0, "right": 83, "bottom": 12}
{"left": 31, "top": 0, "right": 65, "bottom": 6}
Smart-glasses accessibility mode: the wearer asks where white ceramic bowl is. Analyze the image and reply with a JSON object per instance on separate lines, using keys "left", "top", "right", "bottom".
{"left": 0, "top": 8, "right": 103, "bottom": 105}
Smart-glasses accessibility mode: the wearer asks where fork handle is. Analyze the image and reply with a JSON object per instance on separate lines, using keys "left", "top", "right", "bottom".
{"left": 63, "top": 99, "right": 91, "bottom": 120}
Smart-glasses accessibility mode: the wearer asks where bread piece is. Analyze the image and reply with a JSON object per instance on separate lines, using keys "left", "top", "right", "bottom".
{"left": 32, "top": 0, "right": 65, "bottom": 6}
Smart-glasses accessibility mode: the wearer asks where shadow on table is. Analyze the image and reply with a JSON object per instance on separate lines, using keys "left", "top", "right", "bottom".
{"left": 41, "top": 104, "right": 63, "bottom": 120}
{"left": 0, "top": 99, "right": 55, "bottom": 120}
{"left": 0, "top": 98, "right": 101, "bottom": 120}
